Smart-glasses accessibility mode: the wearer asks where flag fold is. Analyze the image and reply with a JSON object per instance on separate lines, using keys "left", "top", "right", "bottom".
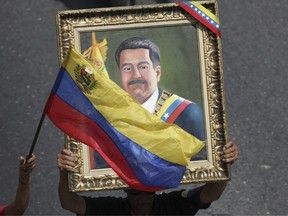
{"left": 44, "top": 46, "right": 204, "bottom": 191}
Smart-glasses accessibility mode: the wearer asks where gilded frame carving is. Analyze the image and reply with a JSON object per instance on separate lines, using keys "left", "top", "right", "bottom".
{"left": 56, "top": 0, "right": 229, "bottom": 192}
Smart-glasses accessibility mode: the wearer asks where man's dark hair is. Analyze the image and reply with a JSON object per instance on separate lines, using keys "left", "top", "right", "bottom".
{"left": 115, "top": 37, "right": 160, "bottom": 69}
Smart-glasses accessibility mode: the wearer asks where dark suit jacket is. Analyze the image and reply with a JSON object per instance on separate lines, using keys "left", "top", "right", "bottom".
{"left": 158, "top": 89, "right": 206, "bottom": 160}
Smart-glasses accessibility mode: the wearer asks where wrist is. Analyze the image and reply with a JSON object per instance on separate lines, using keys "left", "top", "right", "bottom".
{"left": 18, "top": 176, "right": 30, "bottom": 185}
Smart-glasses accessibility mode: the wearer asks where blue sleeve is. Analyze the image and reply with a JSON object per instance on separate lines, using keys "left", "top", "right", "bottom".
{"left": 174, "top": 102, "right": 205, "bottom": 141}
{"left": 174, "top": 102, "right": 206, "bottom": 160}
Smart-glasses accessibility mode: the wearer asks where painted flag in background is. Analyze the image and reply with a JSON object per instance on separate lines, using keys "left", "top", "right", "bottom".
{"left": 44, "top": 46, "right": 204, "bottom": 192}
{"left": 82, "top": 32, "right": 109, "bottom": 79}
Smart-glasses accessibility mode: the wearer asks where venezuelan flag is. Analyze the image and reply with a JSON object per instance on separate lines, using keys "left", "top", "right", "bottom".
{"left": 178, "top": 1, "right": 221, "bottom": 37}
{"left": 44, "top": 47, "right": 204, "bottom": 191}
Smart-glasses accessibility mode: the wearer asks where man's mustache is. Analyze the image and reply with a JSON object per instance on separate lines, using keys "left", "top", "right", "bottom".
{"left": 128, "top": 79, "right": 147, "bottom": 85}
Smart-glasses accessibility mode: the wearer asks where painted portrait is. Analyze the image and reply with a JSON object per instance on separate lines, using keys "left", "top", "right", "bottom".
{"left": 56, "top": 1, "right": 229, "bottom": 192}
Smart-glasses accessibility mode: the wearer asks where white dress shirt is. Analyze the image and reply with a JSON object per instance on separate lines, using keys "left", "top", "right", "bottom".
{"left": 141, "top": 88, "right": 159, "bottom": 114}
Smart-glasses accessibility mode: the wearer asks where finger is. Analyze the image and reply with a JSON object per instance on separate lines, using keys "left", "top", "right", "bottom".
{"left": 223, "top": 154, "right": 238, "bottom": 163}
{"left": 61, "top": 149, "right": 74, "bottom": 156}
{"left": 57, "top": 154, "right": 77, "bottom": 170}
{"left": 57, "top": 149, "right": 78, "bottom": 172}
{"left": 26, "top": 154, "right": 36, "bottom": 163}
{"left": 25, "top": 159, "right": 36, "bottom": 168}
{"left": 223, "top": 148, "right": 236, "bottom": 157}
{"left": 62, "top": 164, "right": 78, "bottom": 172}
{"left": 26, "top": 164, "right": 36, "bottom": 172}
{"left": 223, "top": 143, "right": 237, "bottom": 155}
{"left": 19, "top": 156, "right": 26, "bottom": 165}
{"left": 223, "top": 140, "right": 234, "bottom": 150}
{"left": 58, "top": 161, "right": 78, "bottom": 172}
{"left": 58, "top": 158, "right": 76, "bottom": 168}
{"left": 23, "top": 162, "right": 36, "bottom": 171}
{"left": 223, "top": 151, "right": 238, "bottom": 162}
{"left": 223, "top": 151, "right": 237, "bottom": 160}
{"left": 57, "top": 152, "right": 76, "bottom": 163}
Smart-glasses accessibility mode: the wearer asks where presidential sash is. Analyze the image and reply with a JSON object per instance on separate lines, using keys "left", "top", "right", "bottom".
{"left": 154, "top": 90, "right": 191, "bottom": 124}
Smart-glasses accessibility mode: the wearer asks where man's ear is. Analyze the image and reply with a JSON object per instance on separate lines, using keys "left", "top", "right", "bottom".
{"left": 156, "top": 66, "right": 161, "bottom": 82}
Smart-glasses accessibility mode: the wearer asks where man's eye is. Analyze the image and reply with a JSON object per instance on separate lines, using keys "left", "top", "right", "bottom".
{"left": 122, "top": 66, "right": 132, "bottom": 72}
{"left": 139, "top": 65, "right": 149, "bottom": 70}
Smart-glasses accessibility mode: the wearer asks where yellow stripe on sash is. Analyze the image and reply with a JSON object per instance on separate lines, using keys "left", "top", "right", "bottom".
{"left": 156, "top": 94, "right": 179, "bottom": 118}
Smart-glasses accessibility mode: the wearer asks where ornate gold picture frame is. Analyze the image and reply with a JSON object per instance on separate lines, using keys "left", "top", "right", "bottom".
{"left": 56, "top": 0, "right": 229, "bottom": 192}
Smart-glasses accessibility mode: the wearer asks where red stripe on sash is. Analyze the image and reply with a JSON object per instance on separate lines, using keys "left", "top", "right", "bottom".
{"left": 166, "top": 100, "right": 191, "bottom": 124}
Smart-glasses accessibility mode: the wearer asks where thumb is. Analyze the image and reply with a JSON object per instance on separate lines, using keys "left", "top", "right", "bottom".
{"left": 20, "top": 156, "right": 26, "bottom": 165}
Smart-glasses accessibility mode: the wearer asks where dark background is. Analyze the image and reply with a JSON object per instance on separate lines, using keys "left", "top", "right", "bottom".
{"left": 0, "top": 0, "right": 287, "bottom": 215}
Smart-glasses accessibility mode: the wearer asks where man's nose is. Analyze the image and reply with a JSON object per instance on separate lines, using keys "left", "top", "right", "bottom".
{"left": 132, "top": 67, "right": 141, "bottom": 78}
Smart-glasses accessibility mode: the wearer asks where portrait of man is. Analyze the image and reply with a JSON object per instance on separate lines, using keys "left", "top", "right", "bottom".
{"left": 92, "top": 36, "right": 206, "bottom": 168}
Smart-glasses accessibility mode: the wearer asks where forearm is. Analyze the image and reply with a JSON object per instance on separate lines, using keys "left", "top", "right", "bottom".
{"left": 58, "top": 169, "right": 85, "bottom": 214}
{"left": 200, "top": 140, "right": 238, "bottom": 204}
{"left": 200, "top": 181, "right": 228, "bottom": 204}
{"left": 4, "top": 179, "right": 30, "bottom": 215}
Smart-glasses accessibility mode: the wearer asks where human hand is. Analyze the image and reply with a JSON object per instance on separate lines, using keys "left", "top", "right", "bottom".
{"left": 222, "top": 140, "right": 238, "bottom": 164}
{"left": 19, "top": 154, "right": 36, "bottom": 184}
{"left": 57, "top": 149, "right": 78, "bottom": 172}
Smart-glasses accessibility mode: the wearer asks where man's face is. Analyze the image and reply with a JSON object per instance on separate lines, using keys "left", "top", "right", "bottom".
{"left": 119, "top": 48, "right": 161, "bottom": 104}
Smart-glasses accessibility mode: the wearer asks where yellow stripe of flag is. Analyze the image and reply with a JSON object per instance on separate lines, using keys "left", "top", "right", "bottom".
{"left": 191, "top": 1, "right": 220, "bottom": 24}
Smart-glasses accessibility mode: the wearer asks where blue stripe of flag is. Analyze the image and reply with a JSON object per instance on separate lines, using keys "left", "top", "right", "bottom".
{"left": 182, "top": 1, "right": 220, "bottom": 30}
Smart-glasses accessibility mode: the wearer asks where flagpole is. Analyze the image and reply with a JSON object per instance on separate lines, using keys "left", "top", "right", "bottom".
{"left": 27, "top": 113, "right": 46, "bottom": 159}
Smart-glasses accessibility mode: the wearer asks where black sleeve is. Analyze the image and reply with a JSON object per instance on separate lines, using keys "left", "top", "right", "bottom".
{"left": 189, "top": 187, "right": 211, "bottom": 210}
{"left": 156, "top": 188, "right": 211, "bottom": 215}
{"left": 81, "top": 196, "right": 130, "bottom": 215}
{"left": 176, "top": 187, "right": 211, "bottom": 215}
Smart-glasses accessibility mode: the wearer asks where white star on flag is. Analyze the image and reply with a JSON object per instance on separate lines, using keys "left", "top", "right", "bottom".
{"left": 163, "top": 113, "right": 170, "bottom": 119}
